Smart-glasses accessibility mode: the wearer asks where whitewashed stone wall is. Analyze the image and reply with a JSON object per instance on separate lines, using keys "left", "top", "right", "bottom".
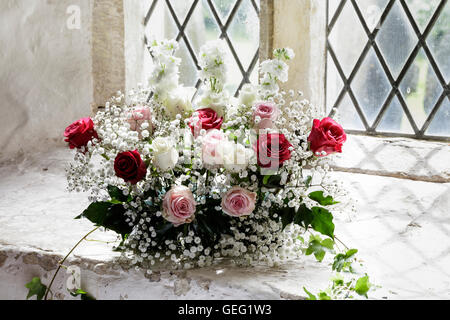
{"left": 0, "top": 0, "right": 93, "bottom": 162}
{"left": 0, "top": 0, "right": 150, "bottom": 163}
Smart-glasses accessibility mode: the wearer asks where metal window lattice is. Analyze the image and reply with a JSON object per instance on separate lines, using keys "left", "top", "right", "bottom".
{"left": 144, "top": 0, "right": 260, "bottom": 98}
{"left": 326, "top": 0, "right": 450, "bottom": 141}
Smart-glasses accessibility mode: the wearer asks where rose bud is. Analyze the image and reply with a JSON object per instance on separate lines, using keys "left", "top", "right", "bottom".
{"left": 162, "top": 186, "right": 197, "bottom": 227}
{"left": 221, "top": 186, "right": 257, "bottom": 217}
{"left": 307, "top": 117, "right": 347, "bottom": 157}
{"left": 114, "top": 150, "right": 147, "bottom": 184}
{"left": 64, "top": 117, "right": 98, "bottom": 150}
{"left": 252, "top": 102, "right": 280, "bottom": 130}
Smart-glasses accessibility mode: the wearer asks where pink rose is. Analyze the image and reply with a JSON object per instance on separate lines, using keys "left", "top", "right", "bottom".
{"left": 221, "top": 186, "right": 257, "bottom": 217}
{"left": 162, "top": 186, "right": 197, "bottom": 227}
{"left": 64, "top": 117, "right": 98, "bottom": 150}
{"left": 253, "top": 102, "right": 279, "bottom": 130}
{"left": 202, "top": 129, "right": 226, "bottom": 166}
{"left": 307, "top": 117, "right": 347, "bottom": 157}
{"left": 127, "top": 106, "right": 152, "bottom": 132}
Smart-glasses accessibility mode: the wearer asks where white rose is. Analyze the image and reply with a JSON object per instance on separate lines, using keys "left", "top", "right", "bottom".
{"left": 219, "top": 142, "right": 253, "bottom": 172}
{"left": 151, "top": 137, "right": 179, "bottom": 171}
{"left": 163, "top": 86, "right": 196, "bottom": 119}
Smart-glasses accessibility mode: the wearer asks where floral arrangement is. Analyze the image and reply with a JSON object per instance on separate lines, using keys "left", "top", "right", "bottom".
{"left": 26, "top": 39, "right": 375, "bottom": 301}
{"left": 63, "top": 39, "right": 349, "bottom": 270}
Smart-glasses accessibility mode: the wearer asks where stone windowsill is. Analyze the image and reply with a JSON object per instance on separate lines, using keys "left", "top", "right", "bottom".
{"left": 0, "top": 148, "right": 449, "bottom": 300}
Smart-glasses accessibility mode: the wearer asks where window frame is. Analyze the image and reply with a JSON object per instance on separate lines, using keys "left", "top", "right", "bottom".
{"left": 325, "top": 0, "right": 450, "bottom": 142}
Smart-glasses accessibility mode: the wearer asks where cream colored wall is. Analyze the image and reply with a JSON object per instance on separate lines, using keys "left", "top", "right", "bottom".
{"left": 0, "top": 0, "right": 93, "bottom": 161}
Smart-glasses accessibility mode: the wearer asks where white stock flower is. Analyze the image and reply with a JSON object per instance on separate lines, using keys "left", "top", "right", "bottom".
{"left": 151, "top": 137, "right": 179, "bottom": 171}
{"left": 239, "top": 83, "right": 259, "bottom": 107}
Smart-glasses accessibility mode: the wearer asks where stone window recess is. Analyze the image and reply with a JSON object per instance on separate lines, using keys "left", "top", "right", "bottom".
{"left": 326, "top": 0, "right": 450, "bottom": 141}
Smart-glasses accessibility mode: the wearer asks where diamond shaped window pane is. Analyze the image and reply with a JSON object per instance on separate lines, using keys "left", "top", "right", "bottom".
{"left": 328, "top": 0, "right": 343, "bottom": 22}
{"left": 336, "top": 93, "right": 365, "bottom": 130}
{"left": 355, "top": 0, "right": 389, "bottom": 32}
{"left": 145, "top": 1, "right": 179, "bottom": 41}
{"left": 176, "top": 40, "right": 199, "bottom": 87}
{"left": 329, "top": 1, "right": 367, "bottom": 77}
{"left": 167, "top": 0, "right": 196, "bottom": 24}
{"left": 400, "top": 49, "right": 443, "bottom": 130}
{"left": 406, "top": 0, "right": 441, "bottom": 32}
{"left": 426, "top": 2, "right": 450, "bottom": 82}
{"left": 376, "top": 1, "right": 418, "bottom": 79}
{"left": 185, "top": 0, "right": 222, "bottom": 56}
{"left": 326, "top": 54, "right": 344, "bottom": 114}
{"left": 377, "top": 96, "right": 414, "bottom": 134}
{"left": 352, "top": 48, "right": 391, "bottom": 126}
{"left": 144, "top": 0, "right": 260, "bottom": 98}
{"left": 425, "top": 98, "right": 450, "bottom": 137}
{"left": 228, "top": 0, "right": 260, "bottom": 70}
{"left": 212, "top": 0, "right": 238, "bottom": 23}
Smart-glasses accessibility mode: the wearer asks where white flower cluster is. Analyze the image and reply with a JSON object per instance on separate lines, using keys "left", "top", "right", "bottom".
{"left": 65, "top": 39, "right": 349, "bottom": 272}
{"left": 198, "top": 39, "right": 228, "bottom": 93}
{"left": 259, "top": 48, "right": 295, "bottom": 98}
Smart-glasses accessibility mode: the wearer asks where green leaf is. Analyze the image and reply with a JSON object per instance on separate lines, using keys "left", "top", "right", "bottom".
{"left": 77, "top": 202, "right": 132, "bottom": 238}
{"left": 310, "top": 207, "right": 335, "bottom": 239}
{"left": 69, "top": 289, "right": 96, "bottom": 300}
{"left": 261, "top": 174, "right": 282, "bottom": 188}
{"left": 280, "top": 207, "right": 296, "bottom": 230}
{"left": 303, "top": 287, "right": 317, "bottom": 300}
{"left": 308, "top": 191, "right": 339, "bottom": 206}
{"left": 318, "top": 291, "right": 332, "bottom": 300}
{"left": 332, "top": 249, "right": 358, "bottom": 272}
{"left": 305, "top": 235, "right": 335, "bottom": 262}
{"left": 107, "top": 186, "right": 131, "bottom": 203}
{"left": 354, "top": 275, "right": 371, "bottom": 297}
{"left": 293, "top": 204, "right": 313, "bottom": 229}
{"left": 25, "top": 277, "right": 47, "bottom": 300}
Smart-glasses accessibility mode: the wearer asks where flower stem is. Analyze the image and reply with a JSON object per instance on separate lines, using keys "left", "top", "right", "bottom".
{"left": 44, "top": 226, "right": 100, "bottom": 300}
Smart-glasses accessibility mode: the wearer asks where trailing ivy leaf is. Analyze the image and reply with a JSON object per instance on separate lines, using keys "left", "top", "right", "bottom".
{"left": 76, "top": 202, "right": 132, "bottom": 238}
{"left": 303, "top": 287, "right": 317, "bottom": 300}
{"left": 308, "top": 191, "right": 339, "bottom": 206}
{"left": 305, "top": 235, "right": 335, "bottom": 262}
{"left": 318, "top": 291, "right": 332, "bottom": 300}
{"left": 310, "top": 207, "right": 335, "bottom": 239}
{"left": 69, "top": 289, "right": 96, "bottom": 300}
{"left": 25, "top": 277, "right": 47, "bottom": 300}
{"left": 354, "top": 275, "right": 371, "bottom": 297}
{"left": 332, "top": 249, "right": 358, "bottom": 272}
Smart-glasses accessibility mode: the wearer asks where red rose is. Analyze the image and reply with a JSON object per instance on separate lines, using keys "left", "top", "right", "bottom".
{"left": 255, "top": 133, "right": 292, "bottom": 168}
{"left": 189, "top": 108, "right": 223, "bottom": 137}
{"left": 114, "top": 150, "right": 147, "bottom": 184}
{"left": 64, "top": 117, "right": 98, "bottom": 149}
{"left": 307, "top": 117, "right": 347, "bottom": 157}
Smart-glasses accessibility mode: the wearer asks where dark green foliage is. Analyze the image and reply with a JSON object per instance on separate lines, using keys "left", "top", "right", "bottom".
{"left": 25, "top": 277, "right": 47, "bottom": 300}
{"left": 76, "top": 202, "right": 132, "bottom": 238}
